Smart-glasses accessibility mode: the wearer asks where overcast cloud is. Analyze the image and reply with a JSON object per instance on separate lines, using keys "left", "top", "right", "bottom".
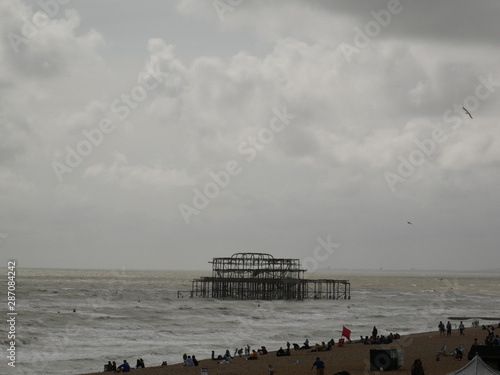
{"left": 1, "top": 0, "right": 499, "bottom": 271}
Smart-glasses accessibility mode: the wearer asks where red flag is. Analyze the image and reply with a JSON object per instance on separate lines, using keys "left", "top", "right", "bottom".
{"left": 342, "top": 326, "right": 351, "bottom": 339}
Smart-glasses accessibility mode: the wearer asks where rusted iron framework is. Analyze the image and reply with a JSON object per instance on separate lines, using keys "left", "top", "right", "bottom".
{"left": 181, "top": 253, "right": 350, "bottom": 300}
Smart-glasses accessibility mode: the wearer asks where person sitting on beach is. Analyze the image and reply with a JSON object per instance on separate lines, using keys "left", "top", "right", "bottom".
{"left": 494, "top": 335, "right": 500, "bottom": 346}
{"left": 184, "top": 356, "right": 195, "bottom": 366}
{"left": 247, "top": 350, "right": 259, "bottom": 360}
{"left": 485, "top": 335, "right": 495, "bottom": 346}
{"left": 293, "top": 343, "right": 300, "bottom": 350}
{"left": 303, "top": 339, "right": 310, "bottom": 349}
{"left": 447, "top": 346, "right": 463, "bottom": 359}
{"left": 310, "top": 343, "right": 322, "bottom": 352}
{"left": 276, "top": 347, "right": 285, "bottom": 356}
{"left": 135, "top": 358, "right": 145, "bottom": 368}
{"left": 112, "top": 361, "right": 117, "bottom": 371}
{"left": 411, "top": 358, "right": 425, "bottom": 375}
{"left": 104, "top": 361, "right": 113, "bottom": 371}
{"left": 261, "top": 346, "right": 268, "bottom": 355}
{"left": 116, "top": 360, "right": 130, "bottom": 373}
{"left": 192, "top": 355, "right": 199, "bottom": 366}
{"left": 218, "top": 354, "right": 232, "bottom": 364}
{"left": 161, "top": 361, "right": 167, "bottom": 366}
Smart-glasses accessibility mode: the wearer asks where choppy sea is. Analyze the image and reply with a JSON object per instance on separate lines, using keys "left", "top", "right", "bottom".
{"left": 2, "top": 269, "right": 499, "bottom": 375}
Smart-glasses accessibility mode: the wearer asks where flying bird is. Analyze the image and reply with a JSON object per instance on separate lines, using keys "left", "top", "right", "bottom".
{"left": 462, "top": 107, "right": 473, "bottom": 119}
{"left": 407, "top": 221, "right": 412, "bottom": 225}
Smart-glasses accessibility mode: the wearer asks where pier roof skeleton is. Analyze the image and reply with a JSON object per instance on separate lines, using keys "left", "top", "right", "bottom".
{"left": 183, "top": 252, "right": 350, "bottom": 300}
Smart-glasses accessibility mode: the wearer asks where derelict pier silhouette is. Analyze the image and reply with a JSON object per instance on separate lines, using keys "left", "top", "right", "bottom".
{"left": 179, "top": 253, "right": 350, "bottom": 300}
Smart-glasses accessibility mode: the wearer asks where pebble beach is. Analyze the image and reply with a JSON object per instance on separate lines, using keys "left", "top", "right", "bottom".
{"left": 79, "top": 325, "right": 496, "bottom": 375}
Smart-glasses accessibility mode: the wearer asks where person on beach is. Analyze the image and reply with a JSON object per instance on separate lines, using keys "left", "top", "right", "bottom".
{"left": 455, "top": 348, "right": 463, "bottom": 360}
{"left": 311, "top": 357, "right": 325, "bottom": 375}
{"left": 446, "top": 321, "right": 452, "bottom": 336}
{"left": 439, "top": 321, "right": 445, "bottom": 336}
{"left": 218, "top": 354, "right": 232, "bottom": 364}
{"left": 184, "top": 356, "right": 195, "bottom": 366}
{"left": 411, "top": 358, "right": 425, "bottom": 375}
{"left": 459, "top": 321, "right": 465, "bottom": 336}
{"left": 104, "top": 361, "right": 113, "bottom": 371}
{"left": 248, "top": 350, "right": 259, "bottom": 360}
{"left": 372, "top": 326, "right": 378, "bottom": 339}
{"left": 303, "top": 339, "right": 310, "bottom": 349}
{"left": 116, "top": 360, "right": 130, "bottom": 373}
{"left": 269, "top": 364, "right": 278, "bottom": 374}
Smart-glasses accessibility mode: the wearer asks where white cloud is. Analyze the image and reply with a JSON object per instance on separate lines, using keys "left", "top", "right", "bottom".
{"left": 1, "top": 0, "right": 500, "bottom": 271}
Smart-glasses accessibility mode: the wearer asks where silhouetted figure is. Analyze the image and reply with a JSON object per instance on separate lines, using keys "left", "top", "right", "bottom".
{"left": 411, "top": 358, "right": 425, "bottom": 375}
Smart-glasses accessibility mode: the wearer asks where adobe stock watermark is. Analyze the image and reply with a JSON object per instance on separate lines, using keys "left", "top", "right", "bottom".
{"left": 212, "top": 0, "right": 243, "bottom": 21}
{"left": 178, "top": 106, "right": 296, "bottom": 224}
{"left": 8, "top": 0, "right": 73, "bottom": 54}
{"left": 340, "top": 0, "right": 412, "bottom": 63}
{"left": 51, "top": 63, "right": 168, "bottom": 182}
{"left": 302, "top": 235, "right": 340, "bottom": 272}
{"left": 385, "top": 73, "right": 500, "bottom": 192}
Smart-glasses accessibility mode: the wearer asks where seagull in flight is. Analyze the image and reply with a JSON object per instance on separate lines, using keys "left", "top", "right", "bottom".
{"left": 463, "top": 107, "right": 473, "bottom": 119}
{"left": 407, "top": 221, "right": 412, "bottom": 225}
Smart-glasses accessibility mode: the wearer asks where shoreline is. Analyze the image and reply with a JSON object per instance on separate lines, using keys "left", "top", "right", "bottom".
{"left": 78, "top": 325, "right": 497, "bottom": 375}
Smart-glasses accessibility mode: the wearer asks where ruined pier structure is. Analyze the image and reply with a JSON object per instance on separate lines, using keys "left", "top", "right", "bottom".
{"left": 184, "top": 253, "right": 350, "bottom": 300}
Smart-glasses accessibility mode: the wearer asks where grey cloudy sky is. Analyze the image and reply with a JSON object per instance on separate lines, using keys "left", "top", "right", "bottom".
{"left": 1, "top": 0, "right": 499, "bottom": 271}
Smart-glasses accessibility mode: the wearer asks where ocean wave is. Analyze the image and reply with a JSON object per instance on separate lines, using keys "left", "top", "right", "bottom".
{"left": 13, "top": 269, "right": 500, "bottom": 375}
